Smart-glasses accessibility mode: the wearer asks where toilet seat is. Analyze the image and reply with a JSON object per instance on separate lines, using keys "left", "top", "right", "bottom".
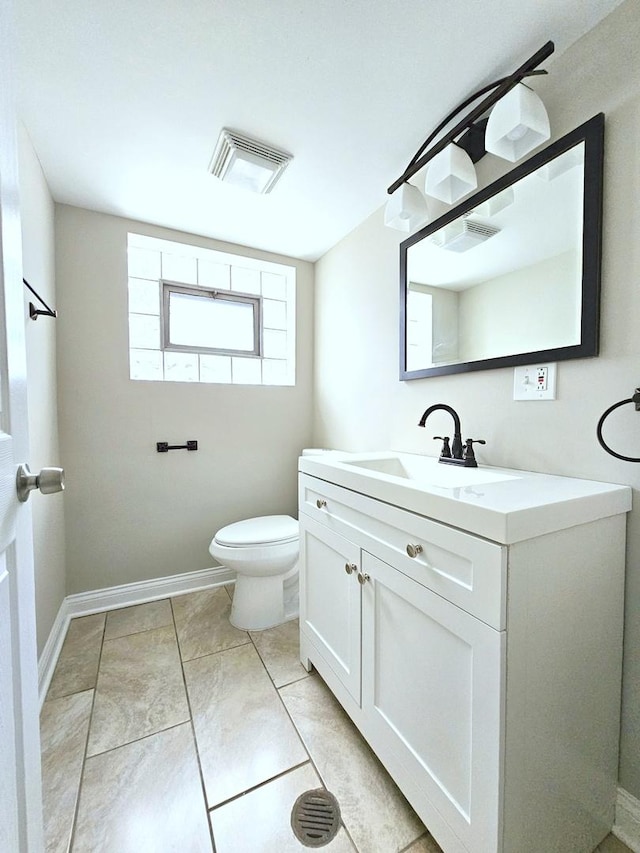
{"left": 214, "top": 515, "right": 298, "bottom": 547}
{"left": 210, "top": 514, "right": 299, "bottom": 631}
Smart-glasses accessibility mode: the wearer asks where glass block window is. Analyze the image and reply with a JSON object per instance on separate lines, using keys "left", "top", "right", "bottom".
{"left": 127, "top": 233, "right": 296, "bottom": 385}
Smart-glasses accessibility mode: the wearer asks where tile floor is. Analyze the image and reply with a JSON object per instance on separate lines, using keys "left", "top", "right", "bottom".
{"left": 40, "top": 584, "right": 632, "bottom": 853}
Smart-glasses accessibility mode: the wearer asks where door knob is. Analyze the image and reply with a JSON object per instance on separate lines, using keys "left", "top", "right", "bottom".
{"left": 16, "top": 463, "right": 65, "bottom": 502}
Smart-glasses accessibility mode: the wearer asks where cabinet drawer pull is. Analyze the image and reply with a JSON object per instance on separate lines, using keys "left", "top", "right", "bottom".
{"left": 345, "top": 562, "right": 357, "bottom": 575}
{"left": 316, "top": 499, "right": 327, "bottom": 509}
{"left": 406, "top": 543, "right": 423, "bottom": 558}
{"left": 357, "top": 572, "right": 370, "bottom": 585}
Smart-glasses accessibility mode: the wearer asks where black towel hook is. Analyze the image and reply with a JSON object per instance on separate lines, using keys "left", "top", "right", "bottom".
{"left": 596, "top": 388, "right": 640, "bottom": 462}
{"left": 23, "top": 278, "right": 57, "bottom": 320}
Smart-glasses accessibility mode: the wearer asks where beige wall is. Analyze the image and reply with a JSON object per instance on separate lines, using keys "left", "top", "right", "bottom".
{"left": 18, "top": 125, "right": 66, "bottom": 656}
{"left": 458, "top": 250, "right": 579, "bottom": 361}
{"left": 314, "top": 0, "right": 640, "bottom": 798}
{"left": 55, "top": 205, "right": 314, "bottom": 595}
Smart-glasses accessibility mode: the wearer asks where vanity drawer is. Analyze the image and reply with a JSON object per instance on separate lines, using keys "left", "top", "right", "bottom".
{"left": 299, "top": 473, "right": 507, "bottom": 629}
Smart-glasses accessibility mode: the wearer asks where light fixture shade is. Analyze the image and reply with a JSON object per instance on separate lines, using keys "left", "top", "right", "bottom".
{"left": 424, "top": 143, "right": 477, "bottom": 204}
{"left": 485, "top": 83, "right": 551, "bottom": 162}
{"left": 384, "top": 183, "right": 429, "bottom": 232}
{"left": 472, "top": 186, "right": 515, "bottom": 217}
{"left": 535, "top": 145, "right": 583, "bottom": 181}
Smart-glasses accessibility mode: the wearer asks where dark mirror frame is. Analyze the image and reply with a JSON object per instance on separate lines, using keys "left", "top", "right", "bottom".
{"left": 399, "top": 112, "right": 604, "bottom": 380}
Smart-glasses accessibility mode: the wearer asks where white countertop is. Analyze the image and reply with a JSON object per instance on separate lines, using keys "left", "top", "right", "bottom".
{"left": 298, "top": 451, "right": 632, "bottom": 544}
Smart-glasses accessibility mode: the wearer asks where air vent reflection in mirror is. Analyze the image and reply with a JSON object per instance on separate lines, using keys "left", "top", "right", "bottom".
{"left": 429, "top": 219, "right": 501, "bottom": 252}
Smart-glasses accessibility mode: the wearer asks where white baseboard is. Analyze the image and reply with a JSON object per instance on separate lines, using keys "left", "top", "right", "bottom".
{"left": 615, "top": 787, "right": 640, "bottom": 852}
{"left": 38, "top": 565, "right": 234, "bottom": 707}
{"left": 37, "top": 602, "right": 72, "bottom": 710}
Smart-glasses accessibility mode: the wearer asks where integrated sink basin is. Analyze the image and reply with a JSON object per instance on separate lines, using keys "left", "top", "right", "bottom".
{"left": 343, "top": 453, "right": 519, "bottom": 489}
{"left": 298, "top": 449, "right": 632, "bottom": 543}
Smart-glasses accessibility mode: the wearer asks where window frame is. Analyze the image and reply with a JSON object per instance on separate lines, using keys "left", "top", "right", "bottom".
{"left": 161, "top": 279, "right": 263, "bottom": 358}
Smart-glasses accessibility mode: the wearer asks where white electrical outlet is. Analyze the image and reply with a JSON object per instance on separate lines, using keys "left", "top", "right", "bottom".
{"left": 513, "top": 363, "right": 557, "bottom": 400}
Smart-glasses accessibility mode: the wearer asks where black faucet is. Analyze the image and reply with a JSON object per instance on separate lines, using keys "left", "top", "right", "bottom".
{"left": 418, "top": 404, "right": 485, "bottom": 468}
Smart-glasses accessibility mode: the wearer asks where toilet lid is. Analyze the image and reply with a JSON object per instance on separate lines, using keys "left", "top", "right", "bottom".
{"left": 215, "top": 515, "right": 299, "bottom": 547}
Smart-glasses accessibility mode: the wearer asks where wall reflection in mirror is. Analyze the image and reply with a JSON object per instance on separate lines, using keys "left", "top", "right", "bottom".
{"left": 400, "top": 114, "right": 603, "bottom": 379}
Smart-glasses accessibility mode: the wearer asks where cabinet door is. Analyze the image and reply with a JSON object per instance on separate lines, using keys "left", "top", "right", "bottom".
{"left": 361, "top": 551, "right": 504, "bottom": 853}
{"left": 299, "top": 515, "right": 362, "bottom": 703}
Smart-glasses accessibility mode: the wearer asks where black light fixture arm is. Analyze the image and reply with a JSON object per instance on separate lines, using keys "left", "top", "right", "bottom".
{"left": 387, "top": 40, "right": 554, "bottom": 196}
{"left": 23, "top": 278, "right": 57, "bottom": 320}
{"left": 403, "top": 69, "right": 547, "bottom": 174}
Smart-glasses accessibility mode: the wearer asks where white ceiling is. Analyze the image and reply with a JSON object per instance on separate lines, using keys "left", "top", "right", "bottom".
{"left": 14, "top": 0, "right": 625, "bottom": 262}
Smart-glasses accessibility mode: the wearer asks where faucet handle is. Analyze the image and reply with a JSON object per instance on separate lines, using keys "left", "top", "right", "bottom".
{"left": 433, "top": 436, "right": 452, "bottom": 458}
{"left": 463, "top": 438, "right": 486, "bottom": 461}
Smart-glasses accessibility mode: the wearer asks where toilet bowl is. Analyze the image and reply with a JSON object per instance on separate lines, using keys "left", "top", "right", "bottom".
{"left": 209, "top": 514, "right": 299, "bottom": 631}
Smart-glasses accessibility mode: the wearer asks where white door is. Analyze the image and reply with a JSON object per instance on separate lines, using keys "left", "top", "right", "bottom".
{"left": 0, "top": 3, "right": 45, "bottom": 851}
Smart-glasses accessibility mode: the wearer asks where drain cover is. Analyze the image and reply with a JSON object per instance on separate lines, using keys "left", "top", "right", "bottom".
{"left": 291, "top": 788, "right": 341, "bottom": 847}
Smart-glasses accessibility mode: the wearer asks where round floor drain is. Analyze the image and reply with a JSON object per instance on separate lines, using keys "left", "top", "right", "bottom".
{"left": 291, "top": 788, "right": 341, "bottom": 847}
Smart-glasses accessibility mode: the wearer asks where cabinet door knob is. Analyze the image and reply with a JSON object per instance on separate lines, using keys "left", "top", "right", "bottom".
{"left": 406, "top": 543, "right": 423, "bottom": 558}
{"left": 345, "top": 562, "right": 357, "bottom": 575}
{"left": 357, "top": 572, "right": 370, "bottom": 585}
{"left": 316, "top": 498, "right": 327, "bottom": 509}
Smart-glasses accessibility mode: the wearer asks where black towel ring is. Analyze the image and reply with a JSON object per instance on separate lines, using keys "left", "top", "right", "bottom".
{"left": 596, "top": 388, "right": 640, "bottom": 462}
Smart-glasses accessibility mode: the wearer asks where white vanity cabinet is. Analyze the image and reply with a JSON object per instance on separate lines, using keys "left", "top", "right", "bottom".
{"left": 298, "top": 461, "right": 630, "bottom": 853}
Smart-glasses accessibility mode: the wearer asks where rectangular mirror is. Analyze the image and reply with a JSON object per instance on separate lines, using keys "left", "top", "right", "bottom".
{"left": 400, "top": 113, "right": 604, "bottom": 379}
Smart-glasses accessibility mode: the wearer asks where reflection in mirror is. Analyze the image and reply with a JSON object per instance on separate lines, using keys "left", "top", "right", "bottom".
{"left": 400, "top": 114, "right": 603, "bottom": 379}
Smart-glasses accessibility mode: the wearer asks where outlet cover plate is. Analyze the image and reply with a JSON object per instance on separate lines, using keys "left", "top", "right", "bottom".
{"left": 513, "top": 363, "right": 557, "bottom": 400}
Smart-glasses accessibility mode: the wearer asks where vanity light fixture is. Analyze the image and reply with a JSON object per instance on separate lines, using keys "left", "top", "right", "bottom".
{"left": 383, "top": 182, "right": 429, "bottom": 232}
{"left": 484, "top": 83, "right": 550, "bottom": 162}
{"left": 384, "top": 41, "right": 554, "bottom": 231}
{"left": 209, "top": 128, "right": 293, "bottom": 194}
{"left": 424, "top": 143, "right": 477, "bottom": 204}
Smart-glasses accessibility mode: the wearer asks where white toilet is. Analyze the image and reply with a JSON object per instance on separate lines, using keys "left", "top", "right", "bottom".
{"left": 209, "top": 514, "right": 299, "bottom": 631}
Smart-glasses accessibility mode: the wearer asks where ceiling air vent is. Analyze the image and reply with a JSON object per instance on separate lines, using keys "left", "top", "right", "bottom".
{"left": 430, "top": 218, "right": 500, "bottom": 253}
{"left": 208, "top": 128, "right": 293, "bottom": 194}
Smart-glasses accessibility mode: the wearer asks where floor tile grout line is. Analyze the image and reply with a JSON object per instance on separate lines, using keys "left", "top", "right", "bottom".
{"left": 398, "top": 832, "right": 434, "bottom": 853}
{"left": 248, "top": 622, "right": 311, "bottom": 692}
{"left": 81, "top": 717, "right": 193, "bottom": 761}
{"left": 274, "top": 668, "right": 361, "bottom": 853}
{"left": 101, "top": 619, "right": 180, "bottom": 648}
{"left": 41, "top": 685, "right": 93, "bottom": 703}
{"left": 101, "top": 597, "right": 174, "bottom": 642}
{"left": 207, "top": 758, "right": 313, "bottom": 812}
{"left": 175, "top": 590, "right": 326, "bottom": 847}
{"left": 247, "top": 630, "right": 311, "bottom": 760}
{"left": 249, "top": 627, "right": 300, "bottom": 692}
{"left": 66, "top": 612, "right": 108, "bottom": 853}
{"left": 171, "top": 585, "right": 251, "bottom": 663}
{"left": 169, "top": 596, "right": 218, "bottom": 853}
{"left": 80, "top": 620, "right": 193, "bottom": 760}
{"left": 273, "top": 670, "right": 311, "bottom": 690}
{"left": 179, "top": 635, "right": 252, "bottom": 665}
